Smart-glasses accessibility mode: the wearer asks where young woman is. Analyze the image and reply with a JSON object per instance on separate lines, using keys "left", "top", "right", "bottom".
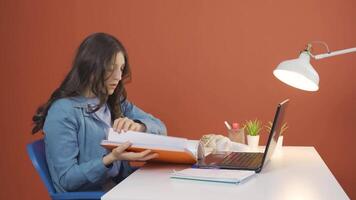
{"left": 32, "top": 33, "right": 167, "bottom": 192}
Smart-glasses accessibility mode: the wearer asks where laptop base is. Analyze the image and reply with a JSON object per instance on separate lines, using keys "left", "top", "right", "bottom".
{"left": 197, "top": 152, "right": 264, "bottom": 173}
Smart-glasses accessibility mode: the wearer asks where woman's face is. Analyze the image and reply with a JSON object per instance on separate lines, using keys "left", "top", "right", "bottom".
{"left": 105, "top": 52, "right": 125, "bottom": 95}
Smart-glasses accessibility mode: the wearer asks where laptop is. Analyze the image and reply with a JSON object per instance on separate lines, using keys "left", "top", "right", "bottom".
{"left": 197, "top": 99, "right": 289, "bottom": 173}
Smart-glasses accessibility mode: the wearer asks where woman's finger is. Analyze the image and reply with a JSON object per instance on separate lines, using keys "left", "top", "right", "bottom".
{"left": 118, "top": 149, "right": 158, "bottom": 161}
{"left": 139, "top": 153, "right": 159, "bottom": 161}
{"left": 116, "top": 117, "right": 128, "bottom": 132}
{"left": 113, "top": 118, "right": 123, "bottom": 132}
{"left": 112, "top": 119, "right": 118, "bottom": 131}
{"left": 122, "top": 149, "right": 151, "bottom": 160}
{"left": 130, "top": 149, "right": 152, "bottom": 159}
{"left": 122, "top": 118, "right": 134, "bottom": 131}
{"left": 113, "top": 142, "right": 131, "bottom": 155}
{"left": 131, "top": 123, "right": 141, "bottom": 131}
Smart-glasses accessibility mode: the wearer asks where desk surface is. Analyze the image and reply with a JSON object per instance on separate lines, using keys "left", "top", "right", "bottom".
{"left": 102, "top": 147, "right": 349, "bottom": 200}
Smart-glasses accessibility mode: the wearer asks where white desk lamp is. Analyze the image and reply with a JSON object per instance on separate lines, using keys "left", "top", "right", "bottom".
{"left": 273, "top": 41, "right": 356, "bottom": 91}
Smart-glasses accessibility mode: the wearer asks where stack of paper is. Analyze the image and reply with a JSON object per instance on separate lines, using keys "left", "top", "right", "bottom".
{"left": 101, "top": 128, "right": 203, "bottom": 164}
{"left": 170, "top": 168, "right": 256, "bottom": 184}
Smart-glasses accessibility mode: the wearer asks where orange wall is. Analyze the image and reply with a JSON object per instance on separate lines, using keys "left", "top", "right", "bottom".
{"left": 1, "top": 0, "right": 355, "bottom": 199}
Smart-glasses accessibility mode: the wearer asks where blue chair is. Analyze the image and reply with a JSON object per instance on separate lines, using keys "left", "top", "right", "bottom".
{"left": 27, "top": 139, "right": 105, "bottom": 200}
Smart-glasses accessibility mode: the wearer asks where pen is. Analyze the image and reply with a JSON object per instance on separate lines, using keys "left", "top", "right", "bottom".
{"left": 224, "top": 121, "right": 232, "bottom": 130}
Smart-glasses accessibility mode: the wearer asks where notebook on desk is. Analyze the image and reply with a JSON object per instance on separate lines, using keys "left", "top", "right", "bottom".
{"left": 196, "top": 99, "right": 289, "bottom": 173}
{"left": 171, "top": 168, "right": 256, "bottom": 184}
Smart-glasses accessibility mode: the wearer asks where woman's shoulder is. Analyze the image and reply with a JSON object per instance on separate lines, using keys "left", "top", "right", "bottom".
{"left": 44, "top": 98, "right": 83, "bottom": 132}
{"left": 51, "top": 97, "right": 74, "bottom": 108}
{"left": 49, "top": 97, "right": 84, "bottom": 114}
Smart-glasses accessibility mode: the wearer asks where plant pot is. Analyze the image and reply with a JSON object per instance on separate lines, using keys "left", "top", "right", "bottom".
{"left": 247, "top": 135, "right": 260, "bottom": 150}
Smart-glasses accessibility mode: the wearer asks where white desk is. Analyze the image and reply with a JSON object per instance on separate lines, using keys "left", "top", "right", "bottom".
{"left": 102, "top": 147, "right": 349, "bottom": 200}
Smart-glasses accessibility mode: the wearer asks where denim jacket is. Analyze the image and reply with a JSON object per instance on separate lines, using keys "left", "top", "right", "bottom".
{"left": 43, "top": 96, "right": 167, "bottom": 192}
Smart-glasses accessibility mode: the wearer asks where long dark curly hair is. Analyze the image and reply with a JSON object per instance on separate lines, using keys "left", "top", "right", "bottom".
{"left": 32, "top": 32, "right": 131, "bottom": 134}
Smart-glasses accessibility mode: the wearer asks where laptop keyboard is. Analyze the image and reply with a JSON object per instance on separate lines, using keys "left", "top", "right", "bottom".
{"left": 220, "top": 152, "right": 262, "bottom": 167}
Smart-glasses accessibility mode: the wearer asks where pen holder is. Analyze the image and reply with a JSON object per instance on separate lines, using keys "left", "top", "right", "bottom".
{"left": 228, "top": 129, "right": 245, "bottom": 144}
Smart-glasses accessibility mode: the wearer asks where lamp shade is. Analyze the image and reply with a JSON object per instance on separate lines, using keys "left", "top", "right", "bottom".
{"left": 273, "top": 52, "right": 319, "bottom": 91}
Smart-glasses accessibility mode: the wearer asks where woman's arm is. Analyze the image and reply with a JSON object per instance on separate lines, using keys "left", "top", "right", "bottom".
{"left": 121, "top": 100, "right": 167, "bottom": 135}
{"left": 44, "top": 99, "right": 159, "bottom": 191}
{"left": 44, "top": 100, "right": 109, "bottom": 191}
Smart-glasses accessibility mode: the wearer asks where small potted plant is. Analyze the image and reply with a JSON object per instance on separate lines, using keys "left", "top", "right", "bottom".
{"left": 266, "top": 121, "right": 288, "bottom": 152}
{"left": 244, "top": 119, "right": 262, "bottom": 150}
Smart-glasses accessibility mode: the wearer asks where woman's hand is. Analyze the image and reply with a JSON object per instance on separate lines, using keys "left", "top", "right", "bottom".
{"left": 113, "top": 117, "right": 146, "bottom": 132}
{"left": 103, "top": 142, "right": 158, "bottom": 166}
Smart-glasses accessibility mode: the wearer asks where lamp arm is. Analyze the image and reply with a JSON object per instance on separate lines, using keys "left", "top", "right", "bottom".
{"left": 312, "top": 47, "right": 356, "bottom": 60}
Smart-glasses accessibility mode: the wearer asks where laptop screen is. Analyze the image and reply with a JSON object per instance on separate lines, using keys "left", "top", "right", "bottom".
{"left": 260, "top": 99, "right": 289, "bottom": 169}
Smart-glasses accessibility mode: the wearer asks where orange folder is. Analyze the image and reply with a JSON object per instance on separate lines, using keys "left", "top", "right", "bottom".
{"left": 101, "top": 141, "right": 197, "bottom": 164}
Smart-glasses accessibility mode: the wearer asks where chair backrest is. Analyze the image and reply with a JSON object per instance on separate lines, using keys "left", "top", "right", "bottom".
{"left": 27, "top": 139, "right": 104, "bottom": 200}
{"left": 27, "top": 139, "right": 56, "bottom": 195}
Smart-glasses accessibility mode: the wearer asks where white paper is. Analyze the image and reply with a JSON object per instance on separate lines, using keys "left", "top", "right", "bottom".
{"left": 107, "top": 128, "right": 189, "bottom": 151}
